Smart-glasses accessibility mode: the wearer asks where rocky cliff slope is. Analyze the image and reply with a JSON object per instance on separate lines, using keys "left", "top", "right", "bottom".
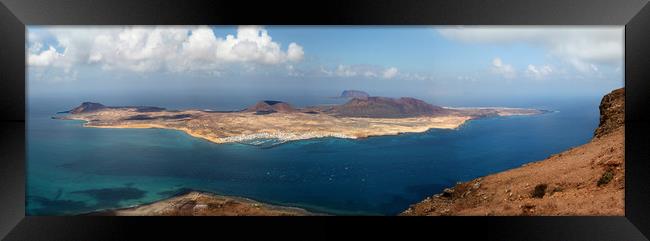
{"left": 401, "top": 88, "right": 625, "bottom": 216}
{"left": 595, "top": 88, "right": 624, "bottom": 138}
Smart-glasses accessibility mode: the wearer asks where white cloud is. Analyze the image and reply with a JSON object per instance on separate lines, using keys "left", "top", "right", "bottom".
{"left": 28, "top": 26, "right": 305, "bottom": 74}
{"left": 490, "top": 58, "right": 516, "bottom": 79}
{"left": 382, "top": 67, "right": 399, "bottom": 79}
{"left": 525, "top": 64, "right": 553, "bottom": 79}
{"left": 401, "top": 72, "right": 435, "bottom": 81}
{"left": 438, "top": 27, "right": 623, "bottom": 73}
{"left": 28, "top": 46, "right": 64, "bottom": 67}
{"left": 287, "top": 43, "right": 304, "bottom": 62}
{"left": 313, "top": 64, "right": 434, "bottom": 80}
{"left": 335, "top": 65, "right": 359, "bottom": 77}
{"left": 327, "top": 64, "right": 400, "bottom": 79}
{"left": 89, "top": 27, "right": 188, "bottom": 72}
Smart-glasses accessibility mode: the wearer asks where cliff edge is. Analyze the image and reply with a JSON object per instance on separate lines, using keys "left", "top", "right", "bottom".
{"left": 595, "top": 88, "right": 624, "bottom": 138}
{"left": 401, "top": 88, "right": 625, "bottom": 216}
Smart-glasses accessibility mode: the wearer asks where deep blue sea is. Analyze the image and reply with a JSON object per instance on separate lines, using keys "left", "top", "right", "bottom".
{"left": 26, "top": 97, "right": 600, "bottom": 215}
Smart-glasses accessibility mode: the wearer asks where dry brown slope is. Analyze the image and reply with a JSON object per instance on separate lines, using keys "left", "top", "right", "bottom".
{"left": 401, "top": 88, "right": 625, "bottom": 216}
{"left": 90, "top": 191, "right": 316, "bottom": 216}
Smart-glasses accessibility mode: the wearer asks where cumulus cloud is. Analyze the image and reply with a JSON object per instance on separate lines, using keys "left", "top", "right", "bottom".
{"left": 525, "top": 64, "right": 554, "bottom": 79}
{"left": 287, "top": 43, "right": 304, "bottom": 62}
{"left": 88, "top": 27, "right": 188, "bottom": 72}
{"left": 28, "top": 46, "right": 64, "bottom": 67}
{"left": 438, "top": 27, "right": 623, "bottom": 73}
{"left": 28, "top": 26, "right": 305, "bottom": 74}
{"left": 490, "top": 58, "right": 516, "bottom": 79}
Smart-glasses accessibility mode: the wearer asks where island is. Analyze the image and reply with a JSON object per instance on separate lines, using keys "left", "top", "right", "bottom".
{"left": 54, "top": 92, "right": 546, "bottom": 146}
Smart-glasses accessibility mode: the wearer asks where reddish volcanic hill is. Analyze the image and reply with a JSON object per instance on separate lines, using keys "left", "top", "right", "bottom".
{"left": 330, "top": 96, "right": 450, "bottom": 118}
{"left": 245, "top": 100, "right": 296, "bottom": 114}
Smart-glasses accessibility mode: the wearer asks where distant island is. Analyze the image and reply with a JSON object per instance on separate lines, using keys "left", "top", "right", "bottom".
{"left": 339, "top": 90, "right": 370, "bottom": 99}
{"left": 55, "top": 92, "right": 546, "bottom": 146}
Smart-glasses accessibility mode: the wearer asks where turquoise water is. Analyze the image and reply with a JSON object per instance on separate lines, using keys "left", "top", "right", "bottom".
{"left": 27, "top": 99, "right": 600, "bottom": 215}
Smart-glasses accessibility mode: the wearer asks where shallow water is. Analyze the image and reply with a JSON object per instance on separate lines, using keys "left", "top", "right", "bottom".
{"left": 27, "top": 98, "right": 600, "bottom": 215}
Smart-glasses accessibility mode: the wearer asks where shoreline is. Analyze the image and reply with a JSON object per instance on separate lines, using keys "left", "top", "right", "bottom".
{"left": 71, "top": 115, "right": 474, "bottom": 146}
{"left": 56, "top": 107, "right": 544, "bottom": 146}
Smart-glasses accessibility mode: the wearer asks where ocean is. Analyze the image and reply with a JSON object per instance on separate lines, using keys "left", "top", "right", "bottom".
{"left": 26, "top": 96, "right": 600, "bottom": 215}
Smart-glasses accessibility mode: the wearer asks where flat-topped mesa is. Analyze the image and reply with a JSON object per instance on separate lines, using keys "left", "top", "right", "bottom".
{"left": 245, "top": 100, "right": 296, "bottom": 115}
{"left": 69, "top": 102, "right": 106, "bottom": 114}
{"left": 339, "top": 90, "right": 369, "bottom": 99}
{"left": 329, "top": 96, "right": 451, "bottom": 118}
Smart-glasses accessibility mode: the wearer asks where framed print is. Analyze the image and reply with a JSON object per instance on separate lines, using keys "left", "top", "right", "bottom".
{"left": 1, "top": 0, "right": 649, "bottom": 240}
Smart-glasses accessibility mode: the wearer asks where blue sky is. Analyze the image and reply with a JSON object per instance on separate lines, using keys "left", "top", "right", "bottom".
{"left": 27, "top": 26, "right": 624, "bottom": 107}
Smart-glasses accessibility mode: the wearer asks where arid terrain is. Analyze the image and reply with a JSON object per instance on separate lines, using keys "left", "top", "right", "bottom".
{"left": 401, "top": 88, "right": 625, "bottom": 216}
{"left": 89, "top": 191, "right": 315, "bottom": 216}
{"left": 56, "top": 94, "right": 544, "bottom": 145}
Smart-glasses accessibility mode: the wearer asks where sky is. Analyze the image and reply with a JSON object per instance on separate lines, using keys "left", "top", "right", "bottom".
{"left": 26, "top": 26, "right": 624, "bottom": 108}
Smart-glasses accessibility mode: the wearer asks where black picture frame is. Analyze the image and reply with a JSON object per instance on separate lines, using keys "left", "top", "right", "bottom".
{"left": 1, "top": 0, "right": 649, "bottom": 240}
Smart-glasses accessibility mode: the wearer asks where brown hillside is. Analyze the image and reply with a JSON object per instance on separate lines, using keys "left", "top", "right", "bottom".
{"left": 401, "top": 88, "right": 625, "bottom": 216}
